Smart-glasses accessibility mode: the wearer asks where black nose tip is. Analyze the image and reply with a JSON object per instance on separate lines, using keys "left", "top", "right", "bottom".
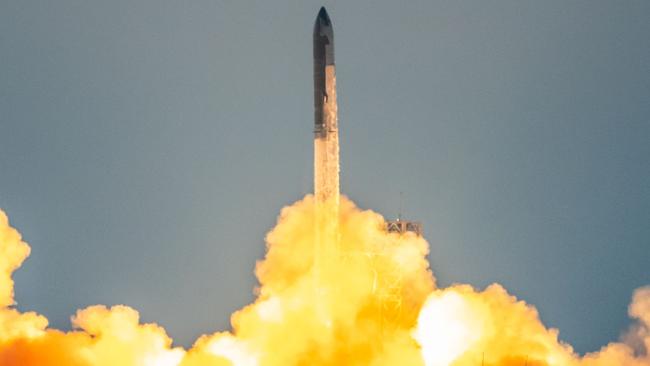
{"left": 317, "top": 7, "right": 331, "bottom": 26}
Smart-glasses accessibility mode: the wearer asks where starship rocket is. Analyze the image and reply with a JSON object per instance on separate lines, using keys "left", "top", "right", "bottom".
{"left": 313, "top": 7, "right": 339, "bottom": 205}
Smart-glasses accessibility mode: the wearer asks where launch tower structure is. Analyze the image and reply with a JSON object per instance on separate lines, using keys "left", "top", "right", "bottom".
{"left": 386, "top": 193, "right": 423, "bottom": 236}
{"left": 386, "top": 219, "right": 423, "bottom": 236}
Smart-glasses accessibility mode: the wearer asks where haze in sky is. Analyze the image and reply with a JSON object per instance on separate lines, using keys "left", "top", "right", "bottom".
{"left": 1, "top": 0, "right": 649, "bottom": 355}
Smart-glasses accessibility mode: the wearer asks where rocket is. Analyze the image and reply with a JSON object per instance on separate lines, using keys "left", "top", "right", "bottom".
{"left": 313, "top": 7, "right": 339, "bottom": 205}
{"left": 312, "top": 7, "right": 339, "bottom": 285}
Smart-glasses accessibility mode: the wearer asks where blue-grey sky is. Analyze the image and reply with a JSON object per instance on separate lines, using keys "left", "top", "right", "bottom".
{"left": 1, "top": 0, "right": 649, "bottom": 354}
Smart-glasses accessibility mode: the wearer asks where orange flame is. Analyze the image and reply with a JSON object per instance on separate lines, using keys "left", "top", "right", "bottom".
{"left": 0, "top": 198, "right": 649, "bottom": 365}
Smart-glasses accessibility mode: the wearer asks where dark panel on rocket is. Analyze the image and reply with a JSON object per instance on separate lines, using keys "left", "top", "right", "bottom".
{"left": 313, "top": 7, "right": 335, "bottom": 138}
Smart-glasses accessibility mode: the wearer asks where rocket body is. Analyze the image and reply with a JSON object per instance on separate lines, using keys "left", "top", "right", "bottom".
{"left": 312, "top": 7, "right": 339, "bottom": 290}
{"left": 313, "top": 7, "right": 339, "bottom": 205}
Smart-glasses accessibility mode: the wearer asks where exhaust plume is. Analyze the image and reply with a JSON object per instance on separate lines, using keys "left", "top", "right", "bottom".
{"left": 1, "top": 201, "right": 650, "bottom": 365}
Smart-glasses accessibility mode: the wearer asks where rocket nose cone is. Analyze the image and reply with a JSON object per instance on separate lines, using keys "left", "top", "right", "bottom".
{"left": 315, "top": 7, "right": 332, "bottom": 31}
{"left": 314, "top": 7, "right": 333, "bottom": 38}
{"left": 313, "top": 6, "right": 334, "bottom": 65}
{"left": 317, "top": 7, "right": 331, "bottom": 25}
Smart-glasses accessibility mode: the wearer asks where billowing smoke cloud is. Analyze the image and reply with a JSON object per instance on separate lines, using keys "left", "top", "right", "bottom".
{"left": 0, "top": 198, "right": 648, "bottom": 365}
